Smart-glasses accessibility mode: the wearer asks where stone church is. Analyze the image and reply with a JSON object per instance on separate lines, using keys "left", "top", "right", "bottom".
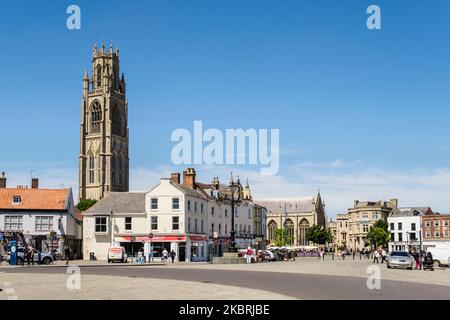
{"left": 78, "top": 43, "right": 129, "bottom": 201}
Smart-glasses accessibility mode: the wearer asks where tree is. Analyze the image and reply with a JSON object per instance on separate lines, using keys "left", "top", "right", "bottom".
{"left": 76, "top": 198, "right": 97, "bottom": 212}
{"left": 273, "top": 228, "right": 293, "bottom": 247}
{"left": 305, "top": 225, "right": 333, "bottom": 245}
{"left": 367, "top": 219, "right": 390, "bottom": 248}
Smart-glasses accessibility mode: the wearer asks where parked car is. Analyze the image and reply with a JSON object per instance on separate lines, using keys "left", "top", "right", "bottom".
{"left": 387, "top": 251, "right": 414, "bottom": 270}
{"left": 427, "top": 247, "right": 450, "bottom": 267}
{"left": 5, "top": 247, "right": 54, "bottom": 265}
{"left": 107, "top": 246, "right": 128, "bottom": 263}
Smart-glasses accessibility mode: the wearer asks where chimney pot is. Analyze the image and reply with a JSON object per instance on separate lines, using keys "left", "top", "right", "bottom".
{"left": 183, "top": 168, "right": 196, "bottom": 189}
{"left": 32, "top": 178, "right": 39, "bottom": 189}
{"left": 0, "top": 172, "right": 6, "bottom": 188}
{"left": 170, "top": 173, "right": 180, "bottom": 184}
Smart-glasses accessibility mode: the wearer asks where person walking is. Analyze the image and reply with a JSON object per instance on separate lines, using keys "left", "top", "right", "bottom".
{"left": 373, "top": 250, "right": 380, "bottom": 263}
{"left": 246, "top": 247, "right": 253, "bottom": 264}
{"left": 170, "top": 249, "right": 176, "bottom": 264}
{"left": 64, "top": 246, "right": 72, "bottom": 266}
{"left": 162, "top": 248, "right": 169, "bottom": 262}
{"left": 381, "top": 248, "right": 387, "bottom": 264}
{"left": 352, "top": 251, "right": 356, "bottom": 260}
{"left": 413, "top": 250, "right": 421, "bottom": 269}
{"left": 28, "top": 246, "right": 35, "bottom": 266}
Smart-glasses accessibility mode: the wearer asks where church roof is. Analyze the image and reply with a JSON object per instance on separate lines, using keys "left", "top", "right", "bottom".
{"left": 255, "top": 197, "right": 316, "bottom": 214}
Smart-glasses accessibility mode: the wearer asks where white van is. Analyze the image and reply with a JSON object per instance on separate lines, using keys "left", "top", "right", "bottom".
{"left": 107, "top": 246, "right": 128, "bottom": 263}
{"left": 427, "top": 247, "right": 450, "bottom": 267}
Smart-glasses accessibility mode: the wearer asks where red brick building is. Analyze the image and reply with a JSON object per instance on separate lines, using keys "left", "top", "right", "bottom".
{"left": 422, "top": 213, "right": 450, "bottom": 244}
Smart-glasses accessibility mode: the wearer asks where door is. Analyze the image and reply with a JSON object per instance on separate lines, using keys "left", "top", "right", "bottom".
{"left": 178, "top": 243, "right": 186, "bottom": 262}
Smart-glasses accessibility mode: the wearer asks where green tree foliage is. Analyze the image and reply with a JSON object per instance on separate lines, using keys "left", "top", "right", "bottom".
{"left": 273, "top": 228, "right": 293, "bottom": 247}
{"left": 305, "top": 225, "right": 333, "bottom": 245}
{"left": 76, "top": 198, "right": 97, "bottom": 212}
{"left": 367, "top": 219, "right": 390, "bottom": 248}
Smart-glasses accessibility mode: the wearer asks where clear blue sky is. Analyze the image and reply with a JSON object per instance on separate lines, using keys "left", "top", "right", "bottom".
{"left": 1, "top": 0, "right": 450, "bottom": 216}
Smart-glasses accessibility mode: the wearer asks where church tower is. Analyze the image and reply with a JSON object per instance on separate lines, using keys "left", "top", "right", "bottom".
{"left": 78, "top": 42, "right": 129, "bottom": 201}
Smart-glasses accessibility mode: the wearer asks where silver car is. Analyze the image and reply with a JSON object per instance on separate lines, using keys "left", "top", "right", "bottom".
{"left": 387, "top": 251, "right": 414, "bottom": 270}
{"left": 6, "top": 247, "right": 54, "bottom": 265}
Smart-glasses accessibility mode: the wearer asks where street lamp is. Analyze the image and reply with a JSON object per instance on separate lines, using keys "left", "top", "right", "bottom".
{"left": 216, "top": 173, "right": 250, "bottom": 253}
{"left": 148, "top": 232, "right": 154, "bottom": 263}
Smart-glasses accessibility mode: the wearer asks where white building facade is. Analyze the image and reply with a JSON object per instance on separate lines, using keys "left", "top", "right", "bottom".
{"left": 388, "top": 207, "right": 432, "bottom": 252}
{"left": 83, "top": 168, "right": 255, "bottom": 261}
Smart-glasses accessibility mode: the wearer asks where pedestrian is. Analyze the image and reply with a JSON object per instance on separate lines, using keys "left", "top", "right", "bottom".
{"left": 373, "top": 250, "right": 380, "bottom": 263}
{"left": 246, "top": 247, "right": 253, "bottom": 264}
{"left": 413, "top": 250, "right": 421, "bottom": 269}
{"left": 352, "top": 251, "right": 355, "bottom": 260}
{"left": 28, "top": 246, "right": 35, "bottom": 266}
{"left": 64, "top": 246, "right": 72, "bottom": 266}
{"left": 381, "top": 248, "right": 387, "bottom": 264}
{"left": 162, "top": 248, "right": 169, "bottom": 262}
{"left": 170, "top": 249, "right": 176, "bottom": 264}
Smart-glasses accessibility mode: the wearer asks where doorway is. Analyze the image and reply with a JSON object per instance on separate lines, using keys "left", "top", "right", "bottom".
{"left": 178, "top": 242, "right": 186, "bottom": 262}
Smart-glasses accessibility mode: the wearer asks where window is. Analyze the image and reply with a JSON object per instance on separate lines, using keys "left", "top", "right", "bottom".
{"left": 398, "top": 233, "right": 403, "bottom": 242}
{"left": 188, "top": 217, "right": 191, "bottom": 232}
{"left": 211, "top": 223, "right": 214, "bottom": 233}
{"left": 218, "top": 224, "right": 222, "bottom": 234}
{"left": 225, "top": 224, "right": 228, "bottom": 235}
{"left": 125, "top": 217, "right": 132, "bottom": 231}
{"left": 195, "top": 202, "right": 197, "bottom": 213}
{"left": 225, "top": 209, "right": 228, "bottom": 217}
{"left": 194, "top": 218, "right": 198, "bottom": 232}
{"left": 211, "top": 207, "right": 215, "bottom": 215}
{"left": 363, "top": 224, "right": 369, "bottom": 233}
{"left": 248, "top": 208, "right": 251, "bottom": 219}
{"left": 444, "top": 220, "right": 449, "bottom": 227}
{"left": 434, "top": 220, "right": 440, "bottom": 227}
{"left": 12, "top": 196, "right": 21, "bottom": 204}
{"left": 90, "top": 101, "right": 102, "bottom": 133}
{"left": 410, "top": 232, "right": 417, "bottom": 241}
{"left": 188, "top": 201, "right": 191, "bottom": 212}
{"left": 35, "top": 216, "right": 53, "bottom": 231}
{"left": 435, "top": 231, "right": 440, "bottom": 238}
{"left": 5, "top": 216, "right": 23, "bottom": 230}
{"left": 248, "top": 225, "right": 251, "bottom": 235}
{"left": 445, "top": 230, "right": 449, "bottom": 238}
{"left": 391, "top": 233, "right": 395, "bottom": 242}
{"left": 398, "top": 222, "right": 402, "bottom": 231}
{"left": 201, "top": 203, "right": 204, "bottom": 214}
{"left": 151, "top": 198, "right": 158, "bottom": 210}
{"left": 95, "top": 217, "right": 107, "bottom": 233}
{"left": 172, "top": 216, "right": 179, "bottom": 231}
{"left": 425, "top": 221, "right": 431, "bottom": 227}
{"left": 390, "top": 223, "right": 395, "bottom": 231}
{"left": 243, "top": 225, "right": 246, "bottom": 235}
{"left": 201, "top": 220, "right": 204, "bottom": 233}
{"left": 96, "top": 65, "right": 102, "bottom": 87}
{"left": 172, "top": 198, "right": 180, "bottom": 210}
{"left": 425, "top": 231, "right": 431, "bottom": 238}
{"left": 89, "top": 156, "right": 95, "bottom": 184}
{"left": 151, "top": 216, "right": 158, "bottom": 230}
{"left": 411, "top": 223, "right": 416, "bottom": 231}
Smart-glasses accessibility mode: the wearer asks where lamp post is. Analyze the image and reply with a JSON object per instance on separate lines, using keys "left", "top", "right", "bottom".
{"left": 216, "top": 173, "right": 250, "bottom": 253}
{"left": 148, "top": 232, "right": 154, "bottom": 263}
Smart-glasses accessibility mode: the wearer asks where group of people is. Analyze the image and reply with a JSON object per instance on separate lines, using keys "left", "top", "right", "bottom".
{"left": 372, "top": 248, "right": 388, "bottom": 263}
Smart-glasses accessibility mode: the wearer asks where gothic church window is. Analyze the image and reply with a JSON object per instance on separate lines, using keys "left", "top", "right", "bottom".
{"left": 96, "top": 65, "right": 102, "bottom": 87}
{"left": 91, "top": 102, "right": 102, "bottom": 133}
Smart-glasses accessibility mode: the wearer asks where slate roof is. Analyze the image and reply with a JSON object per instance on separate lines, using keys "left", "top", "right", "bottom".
{"left": 84, "top": 192, "right": 146, "bottom": 214}
{"left": 389, "top": 207, "right": 431, "bottom": 217}
{"left": 255, "top": 198, "right": 315, "bottom": 214}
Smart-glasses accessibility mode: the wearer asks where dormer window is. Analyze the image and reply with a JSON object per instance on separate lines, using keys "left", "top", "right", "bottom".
{"left": 12, "top": 196, "right": 21, "bottom": 204}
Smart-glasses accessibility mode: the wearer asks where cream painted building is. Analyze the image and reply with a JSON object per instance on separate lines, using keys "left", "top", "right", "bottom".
{"left": 347, "top": 199, "right": 397, "bottom": 250}
{"left": 257, "top": 192, "right": 326, "bottom": 246}
{"left": 83, "top": 168, "right": 255, "bottom": 261}
{"left": 335, "top": 213, "right": 351, "bottom": 249}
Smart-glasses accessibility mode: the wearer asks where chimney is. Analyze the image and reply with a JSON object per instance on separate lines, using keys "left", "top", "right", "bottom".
{"left": 353, "top": 200, "right": 359, "bottom": 207}
{"left": 183, "top": 168, "right": 196, "bottom": 189}
{"left": 170, "top": 173, "right": 180, "bottom": 184}
{"left": 390, "top": 198, "right": 398, "bottom": 208}
{"left": 0, "top": 172, "right": 6, "bottom": 188}
{"left": 31, "top": 178, "right": 39, "bottom": 189}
